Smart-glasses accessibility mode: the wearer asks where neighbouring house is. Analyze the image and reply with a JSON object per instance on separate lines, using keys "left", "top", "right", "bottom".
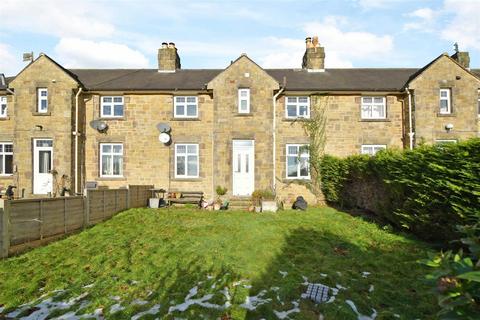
{"left": 0, "top": 37, "right": 479, "bottom": 203}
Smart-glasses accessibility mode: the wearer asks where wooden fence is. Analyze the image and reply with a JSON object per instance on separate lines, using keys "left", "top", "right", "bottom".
{"left": 0, "top": 185, "right": 153, "bottom": 258}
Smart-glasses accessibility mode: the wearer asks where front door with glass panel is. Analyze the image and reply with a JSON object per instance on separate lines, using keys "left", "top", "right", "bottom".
{"left": 232, "top": 140, "right": 254, "bottom": 196}
{"left": 33, "top": 139, "right": 53, "bottom": 194}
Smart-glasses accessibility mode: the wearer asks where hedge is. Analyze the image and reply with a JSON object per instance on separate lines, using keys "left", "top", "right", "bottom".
{"left": 319, "top": 138, "right": 480, "bottom": 242}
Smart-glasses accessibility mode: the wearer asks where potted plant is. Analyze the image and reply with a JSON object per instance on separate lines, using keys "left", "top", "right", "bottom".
{"left": 260, "top": 189, "right": 278, "bottom": 212}
{"left": 251, "top": 190, "right": 263, "bottom": 212}
{"left": 215, "top": 186, "right": 227, "bottom": 210}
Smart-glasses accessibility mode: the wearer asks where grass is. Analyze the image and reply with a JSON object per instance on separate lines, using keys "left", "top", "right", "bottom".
{"left": 0, "top": 207, "right": 437, "bottom": 319}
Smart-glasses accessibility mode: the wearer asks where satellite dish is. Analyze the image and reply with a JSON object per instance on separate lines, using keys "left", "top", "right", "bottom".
{"left": 159, "top": 132, "right": 171, "bottom": 144}
{"left": 156, "top": 123, "right": 171, "bottom": 133}
{"left": 90, "top": 119, "right": 108, "bottom": 132}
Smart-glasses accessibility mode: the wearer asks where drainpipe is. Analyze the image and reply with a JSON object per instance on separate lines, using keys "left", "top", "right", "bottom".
{"left": 74, "top": 87, "right": 83, "bottom": 194}
{"left": 406, "top": 87, "right": 414, "bottom": 150}
{"left": 272, "top": 86, "right": 285, "bottom": 192}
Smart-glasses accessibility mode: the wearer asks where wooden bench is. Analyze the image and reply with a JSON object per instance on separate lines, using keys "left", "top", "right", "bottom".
{"left": 167, "top": 191, "right": 204, "bottom": 207}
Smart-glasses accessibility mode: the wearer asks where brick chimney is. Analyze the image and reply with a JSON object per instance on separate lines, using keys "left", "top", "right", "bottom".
{"left": 302, "top": 36, "right": 325, "bottom": 71}
{"left": 158, "top": 42, "right": 181, "bottom": 72}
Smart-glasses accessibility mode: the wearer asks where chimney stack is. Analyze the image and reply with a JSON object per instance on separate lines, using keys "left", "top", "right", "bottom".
{"left": 451, "top": 51, "right": 470, "bottom": 70}
{"left": 158, "top": 42, "right": 181, "bottom": 72}
{"left": 302, "top": 36, "right": 325, "bottom": 72}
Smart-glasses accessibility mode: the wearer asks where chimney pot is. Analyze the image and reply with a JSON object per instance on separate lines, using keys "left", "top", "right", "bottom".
{"left": 161, "top": 42, "right": 168, "bottom": 48}
{"left": 305, "top": 37, "right": 313, "bottom": 48}
{"left": 168, "top": 42, "right": 175, "bottom": 48}
{"left": 312, "top": 36, "right": 319, "bottom": 47}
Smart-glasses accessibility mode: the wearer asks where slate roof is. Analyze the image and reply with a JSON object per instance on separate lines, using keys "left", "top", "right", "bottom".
{"left": 67, "top": 67, "right": 421, "bottom": 92}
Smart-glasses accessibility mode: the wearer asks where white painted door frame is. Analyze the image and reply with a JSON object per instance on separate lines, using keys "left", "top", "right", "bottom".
{"left": 232, "top": 140, "right": 255, "bottom": 196}
{"left": 33, "top": 138, "right": 53, "bottom": 195}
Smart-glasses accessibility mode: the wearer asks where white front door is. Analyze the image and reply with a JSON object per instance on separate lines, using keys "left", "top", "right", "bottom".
{"left": 232, "top": 140, "right": 254, "bottom": 196}
{"left": 33, "top": 139, "right": 53, "bottom": 195}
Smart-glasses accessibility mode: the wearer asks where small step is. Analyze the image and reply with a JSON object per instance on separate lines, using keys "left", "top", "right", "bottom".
{"left": 228, "top": 197, "right": 252, "bottom": 210}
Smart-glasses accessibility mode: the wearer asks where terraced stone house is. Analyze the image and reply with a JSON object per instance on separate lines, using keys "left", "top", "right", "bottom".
{"left": 0, "top": 37, "right": 479, "bottom": 204}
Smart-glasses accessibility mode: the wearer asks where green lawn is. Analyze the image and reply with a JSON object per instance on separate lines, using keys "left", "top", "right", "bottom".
{"left": 0, "top": 207, "right": 436, "bottom": 319}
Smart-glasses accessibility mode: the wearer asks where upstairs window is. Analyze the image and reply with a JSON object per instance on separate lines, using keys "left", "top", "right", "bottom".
{"left": 286, "top": 96, "right": 310, "bottom": 119}
{"left": 439, "top": 88, "right": 452, "bottom": 114}
{"left": 238, "top": 88, "right": 250, "bottom": 113}
{"left": 174, "top": 96, "right": 198, "bottom": 118}
{"left": 477, "top": 93, "right": 480, "bottom": 117}
{"left": 37, "top": 88, "right": 48, "bottom": 113}
{"left": 100, "top": 143, "right": 123, "bottom": 177}
{"left": 101, "top": 96, "right": 124, "bottom": 118}
{"left": 175, "top": 144, "right": 199, "bottom": 178}
{"left": 361, "top": 144, "right": 386, "bottom": 155}
{"left": 286, "top": 144, "right": 310, "bottom": 179}
{"left": 0, "top": 96, "right": 7, "bottom": 117}
{"left": 361, "top": 97, "right": 386, "bottom": 119}
{"left": 0, "top": 142, "right": 13, "bottom": 175}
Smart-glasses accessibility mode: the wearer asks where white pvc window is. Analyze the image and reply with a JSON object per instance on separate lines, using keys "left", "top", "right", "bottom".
{"left": 361, "top": 97, "right": 386, "bottom": 119}
{"left": 439, "top": 89, "right": 452, "bottom": 114}
{"left": 477, "top": 93, "right": 479, "bottom": 117}
{"left": 238, "top": 88, "right": 250, "bottom": 113}
{"left": 286, "top": 144, "right": 310, "bottom": 179}
{"left": 175, "top": 144, "right": 199, "bottom": 178}
{"left": 0, "top": 142, "right": 13, "bottom": 175}
{"left": 100, "top": 143, "right": 123, "bottom": 177}
{"left": 101, "top": 96, "right": 124, "bottom": 117}
{"left": 37, "top": 88, "right": 48, "bottom": 113}
{"left": 361, "top": 144, "right": 386, "bottom": 155}
{"left": 0, "top": 96, "right": 7, "bottom": 117}
{"left": 174, "top": 96, "right": 198, "bottom": 118}
{"left": 286, "top": 96, "right": 310, "bottom": 119}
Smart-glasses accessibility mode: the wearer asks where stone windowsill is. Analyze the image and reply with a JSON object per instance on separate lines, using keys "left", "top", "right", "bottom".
{"left": 437, "top": 112, "right": 457, "bottom": 117}
{"left": 33, "top": 112, "right": 52, "bottom": 116}
{"left": 282, "top": 118, "right": 311, "bottom": 122}
{"left": 282, "top": 178, "right": 311, "bottom": 183}
{"left": 170, "top": 118, "right": 201, "bottom": 121}
{"left": 96, "top": 177, "right": 127, "bottom": 181}
{"left": 0, "top": 175, "right": 14, "bottom": 180}
{"left": 100, "top": 117, "right": 126, "bottom": 121}
{"left": 234, "top": 113, "right": 253, "bottom": 117}
{"left": 171, "top": 178, "right": 203, "bottom": 182}
{"left": 0, "top": 116, "right": 10, "bottom": 121}
{"left": 359, "top": 118, "right": 391, "bottom": 122}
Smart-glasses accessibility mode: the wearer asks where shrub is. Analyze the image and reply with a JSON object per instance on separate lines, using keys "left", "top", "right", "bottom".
{"left": 318, "top": 138, "right": 480, "bottom": 242}
{"left": 216, "top": 185, "right": 228, "bottom": 196}
{"left": 251, "top": 189, "right": 276, "bottom": 206}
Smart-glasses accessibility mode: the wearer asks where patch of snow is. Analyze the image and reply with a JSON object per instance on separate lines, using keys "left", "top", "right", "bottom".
{"left": 221, "top": 287, "right": 232, "bottom": 309}
{"left": 320, "top": 273, "right": 328, "bottom": 277}
{"left": 132, "top": 299, "right": 148, "bottom": 306}
{"left": 273, "top": 301, "right": 300, "bottom": 319}
{"left": 394, "top": 314, "right": 400, "bottom": 318}
{"left": 110, "top": 295, "right": 121, "bottom": 301}
{"left": 279, "top": 271, "right": 288, "bottom": 278}
{"left": 82, "top": 283, "right": 94, "bottom": 288}
{"left": 336, "top": 271, "right": 342, "bottom": 276}
{"left": 336, "top": 284, "right": 347, "bottom": 290}
{"left": 130, "top": 280, "right": 139, "bottom": 285}
{"left": 0, "top": 306, "right": 4, "bottom": 313}
{"left": 345, "top": 300, "right": 377, "bottom": 320}
{"left": 362, "top": 272, "right": 371, "bottom": 278}
{"left": 271, "top": 286, "right": 280, "bottom": 291}
{"left": 110, "top": 303, "right": 125, "bottom": 314}
{"left": 168, "top": 286, "right": 224, "bottom": 313}
{"left": 131, "top": 304, "right": 161, "bottom": 320}
{"left": 369, "top": 285, "right": 374, "bottom": 292}
{"left": 206, "top": 275, "right": 214, "bottom": 279}
{"left": 240, "top": 290, "right": 272, "bottom": 311}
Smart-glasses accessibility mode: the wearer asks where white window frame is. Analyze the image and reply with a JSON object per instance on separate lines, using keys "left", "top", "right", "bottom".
{"left": 37, "top": 88, "right": 48, "bottom": 113}
{"left": 477, "top": 93, "right": 480, "bottom": 117}
{"left": 0, "top": 142, "right": 13, "bottom": 176}
{"left": 286, "top": 144, "right": 310, "bottom": 180}
{"left": 238, "top": 88, "right": 250, "bottom": 113}
{"left": 439, "top": 88, "right": 452, "bottom": 114}
{"left": 99, "top": 143, "right": 123, "bottom": 177}
{"left": 101, "top": 96, "right": 124, "bottom": 118}
{"left": 361, "top": 144, "right": 387, "bottom": 155}
{"left": 175, "top": 143, "right": 199, "bottom": 178}
{"left": 0, "top": 96, "right": 7, "bottom": 118}
{"left": 174, "top": 96, "right": 198, "bottom": 118}
{"left": 361, "top": 96, "right": 386, "bottom": 119}
{"left": 285, "top": 96, "right": 310, "bottom": 119}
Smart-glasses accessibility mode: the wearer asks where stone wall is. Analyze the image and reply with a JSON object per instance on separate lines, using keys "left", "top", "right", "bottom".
{"left": 409, "top": 55, "right": 480, "bottom": 144}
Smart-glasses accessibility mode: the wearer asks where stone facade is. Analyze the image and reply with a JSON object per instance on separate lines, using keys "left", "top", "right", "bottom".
{"left": 408, "top": 55, "right": 480, "bottom": 144}
{"left": 1, "top": 45, "right": 479, "bottom": 204}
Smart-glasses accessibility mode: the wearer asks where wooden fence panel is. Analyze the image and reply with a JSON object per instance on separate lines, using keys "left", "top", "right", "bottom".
{"left": 129, "top": 185, "right": 153, "bottom": 208}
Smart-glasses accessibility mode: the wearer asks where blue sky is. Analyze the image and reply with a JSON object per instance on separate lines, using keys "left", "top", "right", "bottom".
{"left": 1, "top": 0, "right": 479, "bottom": 76}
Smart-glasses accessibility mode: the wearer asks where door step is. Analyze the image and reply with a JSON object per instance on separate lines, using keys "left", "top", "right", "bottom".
{"left": 228, "top": 196, "right": 252, "bottom": 211}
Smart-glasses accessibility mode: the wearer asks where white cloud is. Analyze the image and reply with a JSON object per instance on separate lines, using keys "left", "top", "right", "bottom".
{"left": 0, "top": 0, "right": 114, "bottom": 38}
{"left": 403, "top": 8, "right": 437, "bottom": 31}
{"left": 0, "top": 43, "right": 24, "bottom": 76}
{"left": 357, "top": 0, "right": 400, "bottom": 9}
{"left": 441, "top": 0, "right": 480, "bottom": 51}
{"left": 54, "top": 38, "right": 149, "bottom": 68}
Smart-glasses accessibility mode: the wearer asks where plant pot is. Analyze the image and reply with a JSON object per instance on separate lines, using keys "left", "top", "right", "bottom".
{"left": 175, "top": 192, "right": 182, "bottom": 199}
{"left": 214, "top": 203, "right": 221, "bottom": 211}
{"left": 255, "top": 206, "right": 262, "bottom": 213}
{"left": 261, "top": 200, "right": 278, "bottom": 213}
{"left": 149, "top": 198, "right": 160, "bottom": 208}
